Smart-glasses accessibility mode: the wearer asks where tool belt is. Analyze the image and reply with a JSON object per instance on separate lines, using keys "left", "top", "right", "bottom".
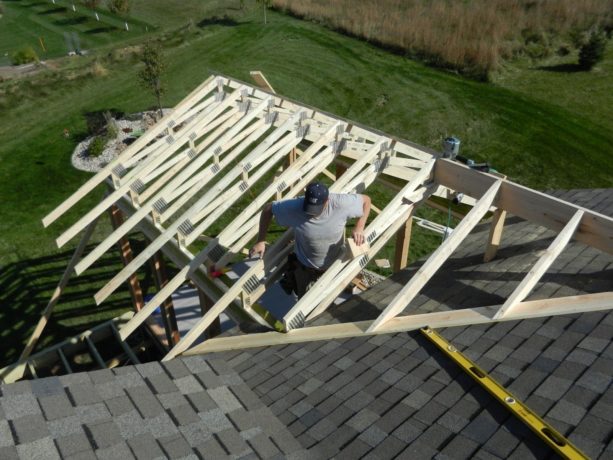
{"left": 279, "top": 253, "right": 324, "bottom": 296}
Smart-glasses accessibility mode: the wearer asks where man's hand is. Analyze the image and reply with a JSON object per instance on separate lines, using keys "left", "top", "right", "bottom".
{"left": 250, "top": 241, "right": 266, "bottom": 259}
{"left": 352, "top": 195, "right": 371, "bottom": 246}
{"left": 352, "top": 226, "right": 365, "bottom": 246}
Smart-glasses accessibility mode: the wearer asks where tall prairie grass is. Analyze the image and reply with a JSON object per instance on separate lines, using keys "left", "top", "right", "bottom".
{"left": 273, "top": 0, "right": 612, "bottom": 78}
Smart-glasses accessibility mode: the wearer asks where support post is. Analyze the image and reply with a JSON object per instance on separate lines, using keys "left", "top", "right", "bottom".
{"left": 197, "top": 289, "right": 222, "bottom": 339}
{"left": 109, "top": 204, "right": 145, "bottom": 312}
{"left": 484, "top": 208, "right": 507, "bottom": 262}
{"left": 151, "top": 252, "right": 180, "bottom": 345}
{"left": 393, "top": 213, "right": 413, "bottom": 272}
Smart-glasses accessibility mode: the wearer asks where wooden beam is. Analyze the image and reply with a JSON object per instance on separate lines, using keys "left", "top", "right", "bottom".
{"left": 197, "top": 289, "right": 222, "bottom": 339}
{"left": 42, "top": 75, "right": 219, "bottom": 228}
{"left": 484, "top": 208, "right": 507, "bottom": 262}
{"left": 493, "top": 210, "right": 584, "bottom": 320}
{"left": 435, "top": 159, "right": 613, "bottom": 255}
{"left": 393, "top": 214, "right": 413, "bottom": 272}
{"left": 250, "top": 70, "right": 275, "bottom": 93}
{"left": 18, "top": 216, "right": 100, "bottom": 364}
{"left": 151, "top": 252, "right": 180, "bottom": 345}
{"left": 109, "top": 204, "right": 145, "bottom": 312}
{"left": 368, "top": 179, "right": 503, "bottom": 332}
{"left": 183, "top": 292, "right": 613, "bottom": 355}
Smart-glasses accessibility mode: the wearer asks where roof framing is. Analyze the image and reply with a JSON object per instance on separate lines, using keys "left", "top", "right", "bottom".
{"left": 40, "top": 74, "right": 613, "bottom": 360}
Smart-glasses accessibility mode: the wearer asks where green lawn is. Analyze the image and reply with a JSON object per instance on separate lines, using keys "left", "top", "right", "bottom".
{"left": 0, "top": 4, "right": 611, "bottom": 368}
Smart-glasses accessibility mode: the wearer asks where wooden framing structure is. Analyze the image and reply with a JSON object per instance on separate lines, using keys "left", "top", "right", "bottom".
{"left": 36, "top": 74, "right": 613, "bottom": 364}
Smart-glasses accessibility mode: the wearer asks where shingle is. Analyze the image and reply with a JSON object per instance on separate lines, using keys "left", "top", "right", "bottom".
{"left": 413, "top": 400, "right": 448, "bottom": 426}
{"left": 1, "top": 393, "right": 41, "bottom": 419}
{"left": 438, "top": 412, "right": 470, "bottom": 434}
{"left": 547, "top": 400, "right": 586, "bottom": 425}
{"left": 54, "top": 432, "right": 92, "bottom": 458}
{"left": 439, "top": 434, "right": 480, "bottom": 459}
{"left": 215, "top": 428, "right": 251, "bottom": 456}
{"left": 0, "top": 420, "right": 14, "bottom": 447}
{"left": 10, "top": 414, "right": 49, "bottom": 444}
{"left": 162, "top": 359, "right": 192, "bottom": 379}
{"left": 576, "top": 371, "right": 612, "bottom": 393}
{"left": 145, "top": 373, "right": 178, "bottom": 395}
{"left": 247, "top": 432, "right": 281, "bottom": 458}
{"left": 15, "top": 436, "right": 60, "bottom": 460}
{"left": 84, "top": 421, "right": 122, "bottom": 450}
{"left": 207, "top": 387, "right": 242, "bottom": 413}
{"left": 30, "top": 377, "right": 64, "bottom": 397}
{"left": 95, "top": 441, "right": 135, "bottom": 460}
{"left": 401, "top": 389, "right": 431, "bottom": 410}
{"left": 104, "top": 395, "right": 136, "bottom": 417}
{"left": 186, "top": 391, "right": 217, "bottom": 413}
{"left": 194, "top": 436, "right": 228, "bottom": 459}
{"left": 572, "top": 414, "right": 611, "bottom": 444}
{"left": 47, "top": 415, "right": 84, "bottom": 438}
{"left": 534, "top": 375, "right": 573, "bottom": 400}
{"left": 416, "top": 423, "right": 452, "bottom": 450}
{"left": 334, "top": 437, "right": 371, "bottom": 459}
{"left": 145, "top": 412, "right": 180, "bottom": 439}
{"left": 168, "top": 404, "right": 200, "bottom": 426}
{"left": 181, "top": 357, "right": 211, "bottom": 375}
{"left": 358, "top": 424, "right": 387, "bottom": 448}
{"left": 66, "top": 383, "right": 102, "bottom": 406}
{"left": 307, "top": 417, "right": 337, "bottom": 442}
{"left": 39, "top": 393, "right": 75, "bottom": 421}
{"left": 114, "top": 410, "right": 147, "bottom": 439}
{"left": 135, "top": 361, "right": 165, "bottom": 378}
{"left": 199, "top": 409, "right": 233, "bottom": 433}
{"left": 196, "top": 371, "right": 223, "bottom": 390}
{"left": 174, "top": 376, "right": 204, "bottom": 395}
{"left": 125, "top": 387, "right": 164, "bottom": 419}
{"left": 346, "top": 408, "right": 380, "bottom": 432}
{"left": 178, "top": 420, "right": 213, "bottom": 447}
{"left": 368, "top": 433, "right": 406, "bottom": 459}
{"left": 88, "top": 369, "right": 114, "bottom": 385}
{"left": 392, "top": 419, "right": 423, "bottom": 444}
{"left": 126, "top": 432, "right": 166, "bottom": 460}
{"left": 462, "top": 410, "right": 499, "bottom": 444}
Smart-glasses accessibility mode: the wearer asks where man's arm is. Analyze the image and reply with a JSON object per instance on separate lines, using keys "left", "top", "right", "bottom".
{"left": 352, "top": 194, "right": 371, "bottom": 246}
{"left": 250, "top": 202, "right": 273, "bottom": 258}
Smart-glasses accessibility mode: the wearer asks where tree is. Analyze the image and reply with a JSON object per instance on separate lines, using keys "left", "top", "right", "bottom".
{"left": 579, "top": 30, "right": 607, "bottom": 70}
{"left": 256, "top": 0, "right": 272, "bottom": 25}
{"left": 138, "top": 41, "right": 165, "bottom": 119}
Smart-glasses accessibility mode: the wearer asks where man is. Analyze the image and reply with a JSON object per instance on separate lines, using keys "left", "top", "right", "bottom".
{"left": 250, "top": 182, "right": 371, "bottom": 297}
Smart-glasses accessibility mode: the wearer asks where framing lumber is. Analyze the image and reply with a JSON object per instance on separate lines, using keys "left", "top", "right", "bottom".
{"left": 151, "top": 252, "right": 180, "bottom": 345}
{"left": 42, "top": 76, "right": 219, "bottom": 228}
{"left": 435, "top": 159, "right": 613, "bottom": 255}
{"left": 484, "top": 208, "right": 507, "bottom": 262}
{"left": 394, "top": 215, "right": 413, "bottom": 272}
{"left": 18, "top": 216, "right": 100, "bottom": 365}
{"left": 493, "top": 210, "right": 584, "bottom": 320}
{"left": 183, "top": 292, "right": 613, "bottom": 355}
{"left": 368, "top": 179, "right": 503, "bottom": 332}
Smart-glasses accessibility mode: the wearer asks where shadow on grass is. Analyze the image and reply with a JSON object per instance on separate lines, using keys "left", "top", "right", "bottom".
{"left": 198, "top": 15, "right": 240, "bottom": 28}
{"left": 85, "top": 26, "right": 119, "bottom": 35}
{"left": 54, "top": 16, "right": 88, "bottom": 26}
{"left": 0, "top": 242, "right": 151, "bottom": 369}
{"left": 536, "top": 63, "right": 584, "bottom": 73}
{"left": 38, "top": 6, "right": 67, "bottom": 15}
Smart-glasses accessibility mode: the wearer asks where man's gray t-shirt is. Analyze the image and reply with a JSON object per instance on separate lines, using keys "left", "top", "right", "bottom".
{"left": 272, "top": 193, "right": 363, "bottom": 269}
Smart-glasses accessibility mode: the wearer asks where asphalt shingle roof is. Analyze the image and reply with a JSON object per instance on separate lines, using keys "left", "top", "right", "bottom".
{"left": 1, "top": 189, "right": 611, "bottom": 459}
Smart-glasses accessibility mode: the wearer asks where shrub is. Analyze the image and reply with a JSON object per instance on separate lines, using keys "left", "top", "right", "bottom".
{"left": 82, "top": 0, "right": 101, "bottom": 8}
{"left": 11, "top": 46, "right": 39, "bottom": 66}
{"left": 579, "top": 30, "right": 607, "bottom": 70}
{"left": 0, "top": 1, "right": 5, "bottom": 15}
{"left": 88, "top": 135, "right": 108, "bottom": 157}
{"left": 107, "top": 0, "right": 129, "bottom": 15}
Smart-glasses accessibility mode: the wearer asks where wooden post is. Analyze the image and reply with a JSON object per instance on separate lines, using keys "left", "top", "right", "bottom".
{"left": 484, "top": 208, "right": 507, "bottom": 262}
{"left": 150, "top": 252, "right": 180, "bottom": 345}
{"left": 109, "top": 204, "right": 145, "bottom": 312}
{"left": 197, "top": 289, "right": 222, "bottom": 339}
{"left": 393, "top": 213, "right": 413, "bottom": 272}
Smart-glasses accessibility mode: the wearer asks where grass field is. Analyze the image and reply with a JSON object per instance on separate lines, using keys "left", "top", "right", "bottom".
{"left": 0, "top": 3, "right": 611, "bottom": 367}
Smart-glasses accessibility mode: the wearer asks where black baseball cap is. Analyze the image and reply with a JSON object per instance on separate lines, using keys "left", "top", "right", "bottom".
{"left": 303, "top": 182, "right": 329, "bottom": 216}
